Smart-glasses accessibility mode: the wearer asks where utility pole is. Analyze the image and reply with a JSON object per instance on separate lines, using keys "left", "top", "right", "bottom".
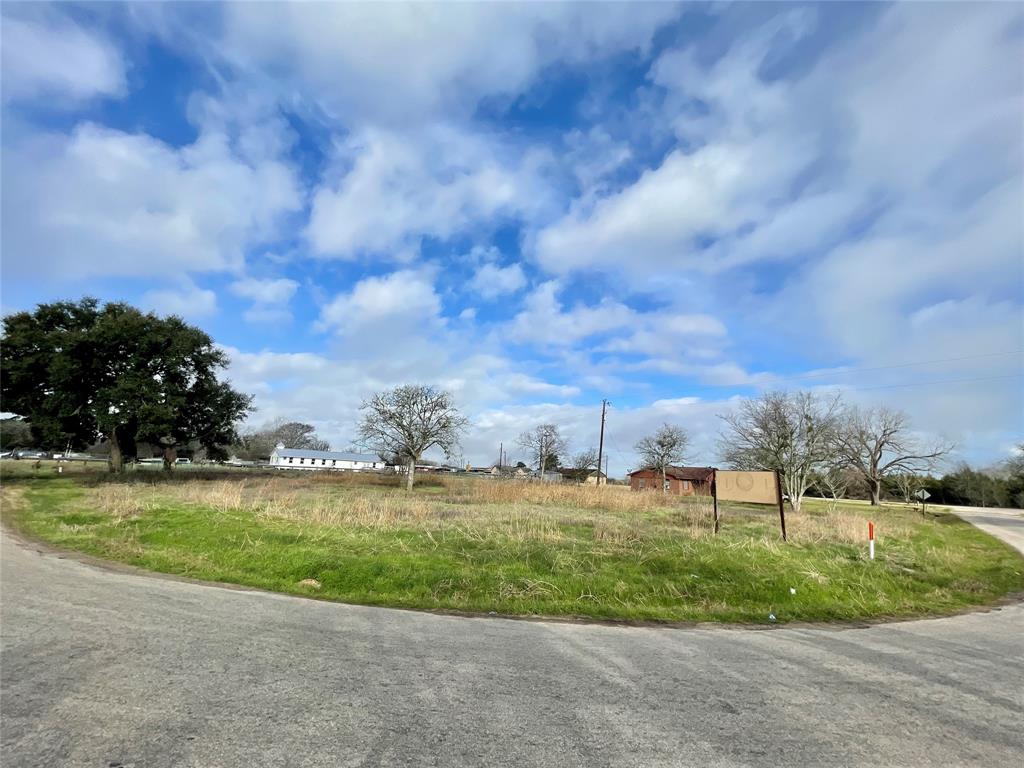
{"left": 596, "top": 399, "right": 608, "bottom": 487}
{"left": 499, "top": 441, "right": 503, "bottom": 469}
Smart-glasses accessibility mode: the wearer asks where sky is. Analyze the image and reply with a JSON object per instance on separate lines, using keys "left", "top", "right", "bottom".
{"left": 1, "top": 1, "right": 1022, "bottom": 475}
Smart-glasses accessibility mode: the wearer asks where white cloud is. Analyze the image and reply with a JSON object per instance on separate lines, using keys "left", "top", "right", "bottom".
{"left": 230, "top": 277, "right": 299, "bottom": 305}
{"left": 1, "top": 123, "right": 302, "bottom": 280}
{"left": 535, "top": 142, "right": 765, "bottom": 274}
{"left": 1, "top": 10, "right": 126, "bottom": 104}
{"left": 506, "top": 281, "right": 729, "bottom": 370}
{"left": 142, "top": 283, "right": 217, "bottom": 320}
{"left": 217, "top": 3, "right": 680, "bottom": 122}
{"left": 507, "top": 281, "right": 637, "bottom": 346}
{"left": 468, "top": 263, "right": 527, "bottom": 300}
{"left": 536, "top": 3, "right": 1022, "bottom": 281}
{"left": 318, "top": 269, "right": 443, "bottom": 337}
{"left": 307, "top": 126, "right": 552, "bottom": 259}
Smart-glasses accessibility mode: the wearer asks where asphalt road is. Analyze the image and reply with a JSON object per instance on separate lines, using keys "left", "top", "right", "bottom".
{"left": 2, "top": 521, "right": 1022, "bottom": 768}
{"left": 947, "top": 505, "right": 1024, "bottom": 556}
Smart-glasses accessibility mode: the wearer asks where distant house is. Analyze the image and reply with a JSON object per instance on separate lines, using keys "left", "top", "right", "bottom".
{"left": 628, "top": 466, "right": 714, "bottom": 495}
{"left": 270, "top": 444, "right": 386, "bottom": 472}
{"left": 558, "top": 468, "right": 608, "bottom": 485}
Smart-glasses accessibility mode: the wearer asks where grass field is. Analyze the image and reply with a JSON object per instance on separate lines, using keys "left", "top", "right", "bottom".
{"left": 3, "top": 460, "right": 1022, "bottom": 624}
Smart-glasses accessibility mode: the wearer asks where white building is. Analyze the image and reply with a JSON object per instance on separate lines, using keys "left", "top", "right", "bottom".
{"left": 269, "top": 444, "right": 386, "bottom": 472}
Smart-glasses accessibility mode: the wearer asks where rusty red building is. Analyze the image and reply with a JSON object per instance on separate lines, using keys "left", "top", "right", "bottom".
{"left": 628, "top": 466, "right": 714, "bottom": 496}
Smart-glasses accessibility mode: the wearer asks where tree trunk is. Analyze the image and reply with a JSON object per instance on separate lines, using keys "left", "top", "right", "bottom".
{"left": 108, "top": 430, "right": 123, "bottom": 473}
{"left": 662, "top": 464, "right": 667, "bottom": 495}
{"left": 869, "top": 478, "right": 882, "bottom": 506}
{"left": 406, "top": 456, "right": 416, "bottom": 491}
{"left": 785, "top": 478, "right": 801, "bottom": 513}
{"left": 162, "top": 446, "right": 177, "bottom": 472}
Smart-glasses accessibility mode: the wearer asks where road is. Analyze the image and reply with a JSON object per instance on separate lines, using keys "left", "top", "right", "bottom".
{"left": 946, "top": 505, "right": 1024, "bottom": 556}
{"left": 2, "top": 521, "right": 1022, "bottom": 768}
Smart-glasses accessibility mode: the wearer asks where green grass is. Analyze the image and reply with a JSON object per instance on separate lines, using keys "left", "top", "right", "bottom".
{"left": 3, "top": 464, "right": 1022, "bottom": 624}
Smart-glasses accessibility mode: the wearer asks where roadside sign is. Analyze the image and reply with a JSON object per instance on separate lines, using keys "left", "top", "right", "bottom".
{"left": 914, "top": 489, "right": 931, "bottom": 501}
{"left": 712, "top": 470, "right": 787, "bottom": 542}
{"left": 714, "top": 470, "right": 781, "bottom": 505}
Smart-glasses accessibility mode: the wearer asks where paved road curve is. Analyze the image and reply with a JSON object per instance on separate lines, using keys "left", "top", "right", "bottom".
{"left": 947, "top": 505, "right": 1024, "bottom": 556}
{"left": 2, "top": 525, "right": 1022, "bottom": 768}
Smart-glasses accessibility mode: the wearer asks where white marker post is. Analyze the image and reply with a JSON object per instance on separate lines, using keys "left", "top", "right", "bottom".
{"left": 868, "top": 521, "right": 875, "bottom": 560}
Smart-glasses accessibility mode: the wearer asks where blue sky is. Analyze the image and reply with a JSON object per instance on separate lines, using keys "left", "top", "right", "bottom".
{"left": 2, "top": 2, "right": 1021, "bottom": 473}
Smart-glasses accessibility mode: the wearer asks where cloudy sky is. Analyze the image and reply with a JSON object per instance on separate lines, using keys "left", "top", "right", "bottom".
{"left": 1, "top": 2, "right": 1021, "bottom": 473}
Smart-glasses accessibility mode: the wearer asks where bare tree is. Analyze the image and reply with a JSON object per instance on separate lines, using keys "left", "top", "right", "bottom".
{"left": 357, "top": 384, "right": 468, "bottom": 490}
{"left": 893, "top": 472, "right": 920, "bottom": 505}
{"left": 517, "top": 424, "right": 567, "bottom": 477}
{"left": 634, "top": 423, "right": 689, "bottom": 494}
{"left": 718, "top": 391, "right": 843, "bottom": 513}
{"left": 569, "top": 448, "right": 599, "bottom": 484}
{"left": 816, "top": 465, "right": 850, "bottom": 513}
{"left": 834, "top": 406, "right": 953, "bottom": 506}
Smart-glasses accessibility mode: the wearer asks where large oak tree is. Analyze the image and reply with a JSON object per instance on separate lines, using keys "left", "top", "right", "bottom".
{"left": 1, "top": 298, "right": 252, "bottom": 471}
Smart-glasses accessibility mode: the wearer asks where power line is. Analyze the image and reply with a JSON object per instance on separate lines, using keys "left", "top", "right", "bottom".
{"left": 824, "top": 372, "right": 1022, "bottom": 393}
{"left": 745, "top": 350, "right": 1022, "bottom": 387}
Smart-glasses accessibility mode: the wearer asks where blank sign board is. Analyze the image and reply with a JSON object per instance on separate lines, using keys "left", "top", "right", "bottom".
{"left": 714, "top": 471, "right": 780, "bottom": 505}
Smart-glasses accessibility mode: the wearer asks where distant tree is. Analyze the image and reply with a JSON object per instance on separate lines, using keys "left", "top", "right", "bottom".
{"left": 1006, "top": 444, "right": 1024, "bottom": 508}
{"left": 357, "top": 384, "right": 468, "bottom": 490}
{"left": 232, "top": 419, "right": 331, "bottom": 460}
{"left": 517, "top": 424, "right": 568, "bottom": 476}
{"left": 835, "top": 406, "right": 953, "bottom": 506}
{"left": 572, "top": 448, "right": 598, "bottom": 471}
{"left": 634, "top": 423, "right": 689, "bottom": 495}
{"left": 0, "top": 417, "right": 34, "bottom": 451}
{"left": 814, "top": 464, "right": 853, "bottom": 506}
{"left": 565, "top": 448, "right": 599, "bottom": 483}
{"left": 1, "top": 298, "right": 252, "bottom": 472}
{"left": 719, "top": 391, "right": 842, "bottom": 512}
{"left": 892, "top": 472, "right": 921, "bottom": 505}
{"left": 267, "top": 420, "right": 331, "bottom": 451}
{"left": 942, "top": 463, "right": 1009, "bottom": 509}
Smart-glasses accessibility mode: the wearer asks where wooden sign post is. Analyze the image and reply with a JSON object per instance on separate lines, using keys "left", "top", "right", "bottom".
{"left": 712, "top": 472, "right": 720, "bottom": 534}
{"left": 775, "top": 470, "right": 787, "bottom": 542}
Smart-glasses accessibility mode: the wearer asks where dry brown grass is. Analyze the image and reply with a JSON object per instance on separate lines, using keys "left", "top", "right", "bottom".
{"left": 787, "top": 506, "right": 914, "bottom": 545}
{"left": 81, "top": 473, "right": 891, "bottom": 547}
{"left": 90, "top": 484, "right": 152, "bottom": 521}
{"left": 0, "top": 486, "right": 27, "bottom": 515}
{"left": 445, "top": 477, "right": 693, "bottom": 513}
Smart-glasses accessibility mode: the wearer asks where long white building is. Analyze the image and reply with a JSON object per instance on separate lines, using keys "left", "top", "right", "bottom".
{"left": 269, "top": 444, "right": 386, "bottom": 472}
